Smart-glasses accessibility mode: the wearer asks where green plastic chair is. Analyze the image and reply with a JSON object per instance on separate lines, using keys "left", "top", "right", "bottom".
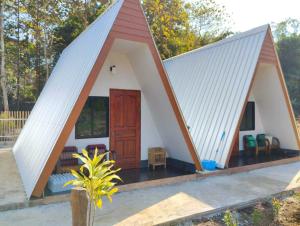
{"left": 243, "top": 135, "right": 256, "bottom": 149}
{"left": 243, "top": 135, "right": 270, "bottom": 156}
{"left": 256, "top": 134, "right": 271, "bottom": 154}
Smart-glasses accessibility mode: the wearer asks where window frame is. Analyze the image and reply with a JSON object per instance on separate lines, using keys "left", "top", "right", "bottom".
{"left": 75, "top": 96, "right": 109, "bottom": 139}
{"left": 240, "top": 101, "right": 255, "bottom": 131}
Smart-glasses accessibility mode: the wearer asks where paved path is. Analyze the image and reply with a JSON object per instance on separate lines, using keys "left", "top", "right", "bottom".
{"left": 0, "top": 162, "right": 299, "bottom": 226}
{"left": 0, "top": 150, "right": 26, "bottom": 207}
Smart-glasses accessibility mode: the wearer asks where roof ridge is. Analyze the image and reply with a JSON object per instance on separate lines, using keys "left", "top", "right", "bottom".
{"left": 164, "top": 24, "right": 269, "bottom": 63}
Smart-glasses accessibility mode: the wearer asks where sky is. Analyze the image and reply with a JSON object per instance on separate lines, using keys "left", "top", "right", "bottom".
{"left": 193, "top": 0, "right": 300, "bottom": 32}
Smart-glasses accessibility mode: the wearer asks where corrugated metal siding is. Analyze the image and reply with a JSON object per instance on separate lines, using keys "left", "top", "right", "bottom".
{"left": 13, "top": 0, "right": 124, "bottom": 198}
{"left": 164, "top": 25, "right": 268, "bottom": 168}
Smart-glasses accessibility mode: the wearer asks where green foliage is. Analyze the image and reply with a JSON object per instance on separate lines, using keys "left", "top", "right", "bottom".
{"left": 65, "top": 148, "right": 121, "bottom": 226}
{"left": 252, "top": 208, "right": 263, "bottom": 225}
{"left": 272, "top": 198, "right": 282, "bottom": 219}
{"left": 1, "top": 0, "right": 110, "bottom": 108}
{"left": 2, "top": 0, "right": 232, "bottom": 109}
{"left": 65, "top": 149, "right": 121, "bottom": 208}
{"left": 273, "top": 18, "right": 300, "bottom": 41}
{"left": 143, "top": 0, "right": 193, "bottom": 59}
{"left": 52, "top": 1, "right": 109, "bottom": 63}
{"left": 0, "top": 112, "right": 15, "bottom": 129}
{"left": 142, "top": 0, "right": 231, "bottom": 59}
{"left": 188, "top": 0, "right": 232, "bottom": 47}
{"left": 274, "top": 19, "right": 300, "bottom": 118}
{"left": 223, "top": 210, "right": 238, "bottom": 226}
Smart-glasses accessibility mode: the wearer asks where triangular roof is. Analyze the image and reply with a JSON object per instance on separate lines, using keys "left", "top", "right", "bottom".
{"left": 13, "top": 0, "right": 200, "bottom": 198}
{"left": 164, "top": 25, "right": 300, "bottom": 168}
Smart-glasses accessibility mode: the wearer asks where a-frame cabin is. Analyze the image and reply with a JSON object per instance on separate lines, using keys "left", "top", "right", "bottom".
{"left": 13, "top": 0, "right": 201, "bottom": 198}
{"left": 165, "top": 25, "right": 300, "bottom": 168}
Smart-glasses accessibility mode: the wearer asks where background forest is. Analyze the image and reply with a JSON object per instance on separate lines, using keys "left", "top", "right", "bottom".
{"left": 0, "top": 0, "right": 299, "bottom": 118}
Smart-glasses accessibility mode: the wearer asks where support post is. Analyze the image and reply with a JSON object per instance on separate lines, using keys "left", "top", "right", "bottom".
{"left": 71, "top": 188, "right": 88, "bottom": 226}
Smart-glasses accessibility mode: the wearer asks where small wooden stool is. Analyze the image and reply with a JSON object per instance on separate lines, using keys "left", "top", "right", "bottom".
{"left": 148, "top": 147, "right": 167, "bottom": 170}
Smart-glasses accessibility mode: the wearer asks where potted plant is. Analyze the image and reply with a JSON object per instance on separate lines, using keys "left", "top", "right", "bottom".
{"left": 65, "top": 149, "right": 121, "bottom": 226}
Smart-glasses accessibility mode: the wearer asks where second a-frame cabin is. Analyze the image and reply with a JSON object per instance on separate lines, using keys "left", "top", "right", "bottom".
{"left": 13, "top": 0, "right": 201, "bottom": 198}
{"left": 165, "top": 25, "right": 300, "bottom": 169}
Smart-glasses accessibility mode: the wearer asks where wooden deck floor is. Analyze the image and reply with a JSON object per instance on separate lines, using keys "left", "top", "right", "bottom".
{"left": 118, "top": 166, "right": 191, "bottom": 185}
{"left": 228, "top": 149, "right": 300, "bottom": 168}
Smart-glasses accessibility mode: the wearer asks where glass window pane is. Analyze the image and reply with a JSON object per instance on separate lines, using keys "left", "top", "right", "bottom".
{"left": 75, "top": 97, "right": 109, "bottom": 139}
{"left": 92, "top": 97, "right": 109, "bottom": 137}
{"left": 76, "top": 99, "right": 92, "bottom": 138}
{"left": 240, "top": 102, "right": 255, "bottom": 131}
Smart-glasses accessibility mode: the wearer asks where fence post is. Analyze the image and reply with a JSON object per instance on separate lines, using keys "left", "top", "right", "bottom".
{"left": 71, "top": 188, "right": 88, "bottom": 226}
{"left": 0, "top": 111, "right": 30, "bottom": 145}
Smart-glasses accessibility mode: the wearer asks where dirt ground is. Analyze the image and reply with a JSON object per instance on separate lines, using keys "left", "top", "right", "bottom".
{"left": 182, "top": 192, "right": 300, "bottom": 226}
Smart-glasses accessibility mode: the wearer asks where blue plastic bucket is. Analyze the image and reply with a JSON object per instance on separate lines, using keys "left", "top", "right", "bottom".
{"left": 201, "top": 160, "right": 217, "bottom": 171}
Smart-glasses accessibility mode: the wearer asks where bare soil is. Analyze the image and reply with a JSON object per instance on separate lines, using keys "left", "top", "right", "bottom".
{"left": 179, "top": 192, "right": 300, "bottom": 226}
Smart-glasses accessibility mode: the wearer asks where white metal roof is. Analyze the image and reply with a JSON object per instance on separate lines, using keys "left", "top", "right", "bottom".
{"left": 13, "top": 0, "right": 124, "bottom": 198}
{"left": 164, "top": 25, "right": 269, "bottom": 168}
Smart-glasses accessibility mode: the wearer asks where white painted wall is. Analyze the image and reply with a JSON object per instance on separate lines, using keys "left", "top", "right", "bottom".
{"left": 128, "top": 44, "right": 193, "bottom": 163}
{"left": 251, "top": 63, "right": 299, "bottom": 150}
{"left": 238, "top": 63, "right": 299, "bottom": 151}
{"left": 239, "top": 94, "right": 265, "bottom": 150}
{"left": 66, "top": 49, "right": 164, "bottom": 160}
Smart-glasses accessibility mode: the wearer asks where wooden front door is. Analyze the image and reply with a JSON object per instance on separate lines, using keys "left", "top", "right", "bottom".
{"left": 109, "top": 89, "right": 141, "bottom": 169}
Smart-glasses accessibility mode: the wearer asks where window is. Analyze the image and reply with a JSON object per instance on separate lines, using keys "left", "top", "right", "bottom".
{"left": 240, "top": 102, "right": 255, "bottom": 131}
{"left": 75, "top": 97, "right": 109, "bottom": 139}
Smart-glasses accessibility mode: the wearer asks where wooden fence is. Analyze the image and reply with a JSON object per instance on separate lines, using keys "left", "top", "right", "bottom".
{"left": 0, "top": 111, "right": 30, "bottom": 146}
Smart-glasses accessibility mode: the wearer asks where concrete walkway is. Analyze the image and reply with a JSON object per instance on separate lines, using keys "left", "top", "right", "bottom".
{"left": 0, "top": 161, "right": 299, "bottom": 226}
{"left": 0, "top": 150, "right": 26, "bottom": 207}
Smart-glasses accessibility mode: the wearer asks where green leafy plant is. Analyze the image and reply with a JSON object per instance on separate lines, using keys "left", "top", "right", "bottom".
{"left": 252, "top": 208, "right": 263, "bottom": 225}
{"left": 0, "top": 112, "right": 15, "bottom": 131}
{"left": 65, "top": 149, "right": 121, "bottom": 226}
{"left": 223, "top": 210, "right": 238, "bottom": 226}
{"left": 272, "top": 198, "right": 282, "bottom": 221}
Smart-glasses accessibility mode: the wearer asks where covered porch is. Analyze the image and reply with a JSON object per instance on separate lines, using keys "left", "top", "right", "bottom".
{"left": 45, "top": 38, "right": 197, "bottom": 195}
{"left": 227, "top": 62, "right": 300, "bottom": 168}
{"left": 228, "top": 148, "right": 299, "bottom": 168}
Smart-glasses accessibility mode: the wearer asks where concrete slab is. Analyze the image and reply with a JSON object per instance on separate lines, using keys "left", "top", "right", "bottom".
{"left": 0, "top": 150, "right": 26, "bottom": 207}
{"left": 0, "top": 161, "right": 299, "bottom": 226}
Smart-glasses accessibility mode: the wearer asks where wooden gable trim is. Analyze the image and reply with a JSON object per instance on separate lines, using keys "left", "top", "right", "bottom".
{"left": 259, "top": 30, "right": 277, "bottom": 64}
{"left": 267, "top": 28, "right": 300, "bottom": 148}
{"left": 32, "top": 37, "right": 115, "bottom": 197}
{"left": 225, "top": 32, "right": 268, "bottom": 167}
{"left": 32, "top": 0, "right": 201, "bottom": 197}
{"left": 225, "top": 27, "right": 300, "bottom": 167}
{"left": 111, "top": 0, "right": 201, "bottom": 171}
{"left": 225, "top": 63, "right": 260, "bottom": 167}
{"left": 145, "top": 41, "right": 202, "bottom": 171}
{"left": 111, "top": 0, "right": 202, "bottom": 171}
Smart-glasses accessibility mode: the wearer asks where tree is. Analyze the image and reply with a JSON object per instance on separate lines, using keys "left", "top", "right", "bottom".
{"left": 1, "top": 0, "right": 232, "bottom": 110}
{"left": 143, "top": 0, "right": 195, "bottom": 59}
{"left": 188, "top": 0, "right": 232, "bottom": 46}
{"left": 0, "top": 0, "right": 9, "bottom": 111}
{"left": 21, "top": 0, "right": 66, "bottom": 96}
{"left": 53, "top": 0, "right": 109, "bottom": 63}
{"left": 142, "top": 0, "right": 232, "bottom": 59}
{"left": 273, "top": 18, "right": 300, "bottom": 41}
{"left": 274, "top": 19, "right": 300, "bottom": 118}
